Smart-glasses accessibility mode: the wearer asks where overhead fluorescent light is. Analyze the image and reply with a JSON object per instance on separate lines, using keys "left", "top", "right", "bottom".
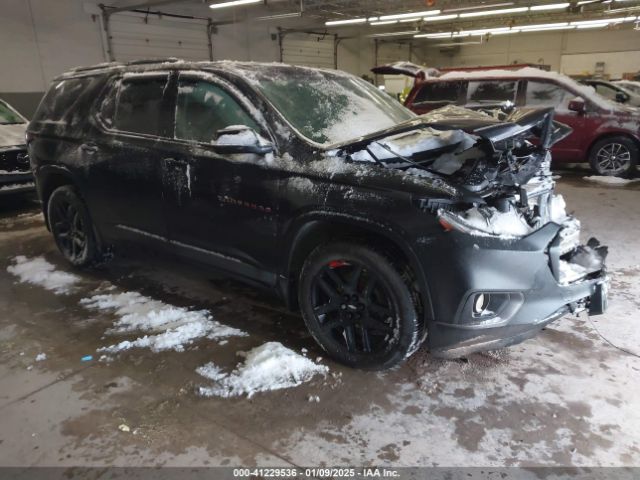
{"left": 423, "top": 14, "right": 459, "bottom": 22}
{"left": 571, "top": 16, "right": 636, "bottom": 25}
{"left": 371, "top": 20, "right": 398, "bottom": 25}
{"left": 530, "top": 3, "right": 570, "bottom": 11}
{"left": 519, "top": 22, "right": 569, "bottom": 30}
{"left": 325, "top": 17, "right": 367, "bottom": 26}
{"left": 520, "top": 25, "right": 575, "bottom": 31}
{"left": 256, "top": 12, "right": 302, "bottom": 21}
{"left": 459, "top": 7, "right": 528, "bottom": 18}
{"left": 209, "top": 0, "right": 260, "bottom": 9}
{"left": 398, "top": 17, "right": 423, "bottom": 23}
{"left": 576, "top": 23, "right": 610, "bottom": 28}
{"left": 378, "top": 10, "right": 441, "bottom": 21}
{"left": 369, "top": 30, "right": 420, "bottom": 37}
{"left": 443, "top": 2, "right": 514, "bottom": 13}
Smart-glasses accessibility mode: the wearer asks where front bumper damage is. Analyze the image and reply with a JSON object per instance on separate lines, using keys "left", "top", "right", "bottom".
{"left": 420, "top": 219, "right": 608, "bottom": 359}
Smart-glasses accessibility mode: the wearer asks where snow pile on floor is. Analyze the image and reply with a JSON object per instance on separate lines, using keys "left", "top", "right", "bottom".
{"left": 583, "top": 176, "right": 640, "bottom": 186}
{"left": 197, "top": 342, "right": 328, "bottom": 398}
{"left": 81, "top": 291, "right": 247, "bottom": 353}
{"left": 7, "top": 256, "right": 81, "bottom": 294}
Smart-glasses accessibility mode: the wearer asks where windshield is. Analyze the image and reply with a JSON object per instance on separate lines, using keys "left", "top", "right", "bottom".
{"left": 246, "top": 66, "right": 414, "bottom": 145}
{"left": 0, "top": 101, "right": 26, "bottom": 125}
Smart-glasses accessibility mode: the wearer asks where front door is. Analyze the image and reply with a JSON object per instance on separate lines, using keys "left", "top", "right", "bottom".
{"left": 522, "top": 80, "right": 588, "bottom": 162}
{"left": 162, "top": 73, "right": 281, "bottom": 284}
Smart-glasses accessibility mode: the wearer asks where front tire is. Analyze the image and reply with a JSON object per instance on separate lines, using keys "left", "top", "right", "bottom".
{"left": 47, "top": 185, "right": 100, "bottom": 267}
{"left": 589, "top": 136, "right": 638, "bottom": 177}
{"left": 298, "top": 242, "right": 423, "bottom": 370}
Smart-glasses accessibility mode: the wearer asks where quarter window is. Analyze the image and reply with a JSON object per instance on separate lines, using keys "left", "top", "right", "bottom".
{"left": 174, "top": 78, "right": 260, "bottom": 144}
{"left": 114, "top": 75, "right": 169, "bottom": 136}
{"left": 467, "top": 80, "right": 517, "bottom": 106}
{"left": 525, "top": 81, "right": 574, "bottom": 111}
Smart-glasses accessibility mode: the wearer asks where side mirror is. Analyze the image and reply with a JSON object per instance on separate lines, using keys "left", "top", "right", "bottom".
{"left": 568, "top": 99, "right": 586, "bottom": 114}
{"left": 214, "top": 125, "right": 274, "bottom": 155}
{"left": 615, "top": 92, "right": 628, "bottom": 103}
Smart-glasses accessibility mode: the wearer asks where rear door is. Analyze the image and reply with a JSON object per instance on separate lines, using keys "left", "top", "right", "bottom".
{"left": 88, "top": 72, "right": 173, "bottom": 239}
{"left": 161, "top": 72, "right": 281, "bottom": 284}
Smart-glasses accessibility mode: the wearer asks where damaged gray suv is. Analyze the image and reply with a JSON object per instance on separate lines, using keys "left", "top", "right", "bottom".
{"left": 28, "top": 60, "right": 608, "bottom": 369}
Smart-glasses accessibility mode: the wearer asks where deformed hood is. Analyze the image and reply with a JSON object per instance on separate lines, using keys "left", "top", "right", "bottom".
{"left": 0, "top": 123, "right": 27, "bottom": 148}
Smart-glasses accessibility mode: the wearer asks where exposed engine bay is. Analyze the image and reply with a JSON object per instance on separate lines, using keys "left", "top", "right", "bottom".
{"left": 337, "top": 106, "right": 608, "bottom": 291}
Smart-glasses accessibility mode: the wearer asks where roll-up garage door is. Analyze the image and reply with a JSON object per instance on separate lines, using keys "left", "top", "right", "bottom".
{"left": 108, "top": 11, "right": 210, "bottom": 62}
{"left": 281, "top": 32, "right": 335, "bottom": 69}
{"left": 377, "top": 42, "right": 412, "bottom": 66}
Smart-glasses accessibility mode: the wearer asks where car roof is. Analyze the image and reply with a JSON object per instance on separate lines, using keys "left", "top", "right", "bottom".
{"left": 55, "top": 58, "right": 346, "bottom": 81}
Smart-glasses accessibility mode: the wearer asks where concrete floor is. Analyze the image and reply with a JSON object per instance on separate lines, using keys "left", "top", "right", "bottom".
{"left": 1, "top": 172, "right": 639, "bottom": 469}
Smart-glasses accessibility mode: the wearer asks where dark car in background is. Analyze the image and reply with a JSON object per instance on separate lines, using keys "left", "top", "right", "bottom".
{"left": 27, "top": 60, "right": 607, "bottom": 368}
{"left": 375, "top": 65, "right": 640, "bottom": 177}
{"left": 0, "top": 99, "right": 33, "bottom": 195}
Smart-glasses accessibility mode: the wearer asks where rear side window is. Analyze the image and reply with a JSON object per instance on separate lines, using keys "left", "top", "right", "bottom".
{"left": 414, "top": 82, "right": 461, "bottom": 104}
{"left": 32, "top": 77, "right": 101, "bottom": 128}
{"left": 114, "top": 75, "right": 169, "bottom": 136}
{"left": 174, "top": 78, "right": 260, "bottom": 144}
{"left": 467, "top": 80, "right": 517, "bottom": 106}
{"left": 525, "top": 81, "right": 574, "bottom": 111}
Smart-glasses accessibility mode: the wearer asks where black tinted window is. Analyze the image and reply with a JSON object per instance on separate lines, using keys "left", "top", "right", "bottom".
{"left": 414, "top": 82, "right": 460, "bottom": 104}
{"left": 114, "top": 76, "right": 168, "bottom": 136}
{"left": 32, "top": 77, "right": 100, "bottom": 127}
{"left": 467, "top": 80, "right": 517, "bottom": 105}
{"left": 174, "top": 78, "right": 259, "bottom": 143}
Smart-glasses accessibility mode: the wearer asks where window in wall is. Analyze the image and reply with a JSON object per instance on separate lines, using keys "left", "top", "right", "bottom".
{"left": 114, "top": 75, "right": 169, "bottom": 136}
{"left": 174, "top": 78, "right": 260, "bottom": 144}
{"left": 467, "top": 80, "right": 517, "bottom": 106}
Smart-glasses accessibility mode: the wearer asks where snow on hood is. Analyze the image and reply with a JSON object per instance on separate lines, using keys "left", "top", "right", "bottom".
{"left": 439, "top": 67, "right": 615, "bottom": 112}
{"left": 349, "top": 127, "right": 477, "bottom": 164}
{"left": 0, "top": 123, "right": 27, "bottom": 148}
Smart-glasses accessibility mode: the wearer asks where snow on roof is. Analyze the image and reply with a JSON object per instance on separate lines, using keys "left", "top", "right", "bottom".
{"left": 439, "top": 67, "right": 613, "bottom": 111}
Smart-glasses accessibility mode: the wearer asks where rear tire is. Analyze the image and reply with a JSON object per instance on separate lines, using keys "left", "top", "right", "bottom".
{"left": 298, "top": 242, "right": 424, "bottom": 370}
{"left": 47, "top": 185, "right": 100, "bottom": 267}
{"left": 589, "top": 136, "right": 638, "bottom": 177}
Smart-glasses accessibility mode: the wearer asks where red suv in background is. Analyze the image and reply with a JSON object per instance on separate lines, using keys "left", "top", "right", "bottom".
{"left": 375, "top": 65, "right": 640, "bottom": 177}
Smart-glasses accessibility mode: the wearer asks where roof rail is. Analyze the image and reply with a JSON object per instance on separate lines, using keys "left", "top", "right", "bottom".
{"left": 71, "top": 61, "right": 124, "bottom": 72}
{"left": 127, "top": 57, "right": 182, "bottom": 65}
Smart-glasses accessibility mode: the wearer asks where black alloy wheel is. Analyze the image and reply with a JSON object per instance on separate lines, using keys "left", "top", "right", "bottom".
{"left": 47, "top": 185, "right": 99, "bottom": 267}
{"left": 299, "top": 242, "right": 423, "bottom": 369}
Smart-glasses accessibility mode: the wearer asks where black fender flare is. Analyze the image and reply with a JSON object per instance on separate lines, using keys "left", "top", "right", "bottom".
{"left": 281, "top": 209, "right": 436, "bottom": 324}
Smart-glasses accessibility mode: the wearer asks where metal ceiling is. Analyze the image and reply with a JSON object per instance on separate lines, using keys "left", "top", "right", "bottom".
{"left": 102, "top": 0, "right": 640, "bottom": 31}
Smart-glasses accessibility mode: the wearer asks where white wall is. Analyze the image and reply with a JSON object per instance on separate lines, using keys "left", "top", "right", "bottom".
{"left": 2, "top": 0, "right": 638, "bottom": 116}
{"left": 421, "top": 28, "right": 639, "bottom": 78}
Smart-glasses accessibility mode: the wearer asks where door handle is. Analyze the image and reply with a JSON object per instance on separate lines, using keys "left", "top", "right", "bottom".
{"left": 81, "top": 143, "right": 98, "bottom": 154}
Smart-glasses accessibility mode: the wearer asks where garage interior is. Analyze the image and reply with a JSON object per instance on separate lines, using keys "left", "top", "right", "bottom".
{"left": 1, "top": 0, "right": 640, "bottom": 475}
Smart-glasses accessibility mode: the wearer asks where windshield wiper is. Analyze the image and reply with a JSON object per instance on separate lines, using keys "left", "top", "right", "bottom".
{"left": 371, "top": 141, "right": 429, "bottom": 171}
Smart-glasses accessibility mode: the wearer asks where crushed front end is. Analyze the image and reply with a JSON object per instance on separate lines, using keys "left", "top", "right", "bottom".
{"left": 416, "top": 107, "right": 609, "bottom": 357}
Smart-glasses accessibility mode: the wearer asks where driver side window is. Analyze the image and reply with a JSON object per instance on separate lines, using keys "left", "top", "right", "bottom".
{"left": 174, "top": 78, "right": 260, "bottom": 144}
{"left": 525, "top": 81, "right": 574, "bottom": 112}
